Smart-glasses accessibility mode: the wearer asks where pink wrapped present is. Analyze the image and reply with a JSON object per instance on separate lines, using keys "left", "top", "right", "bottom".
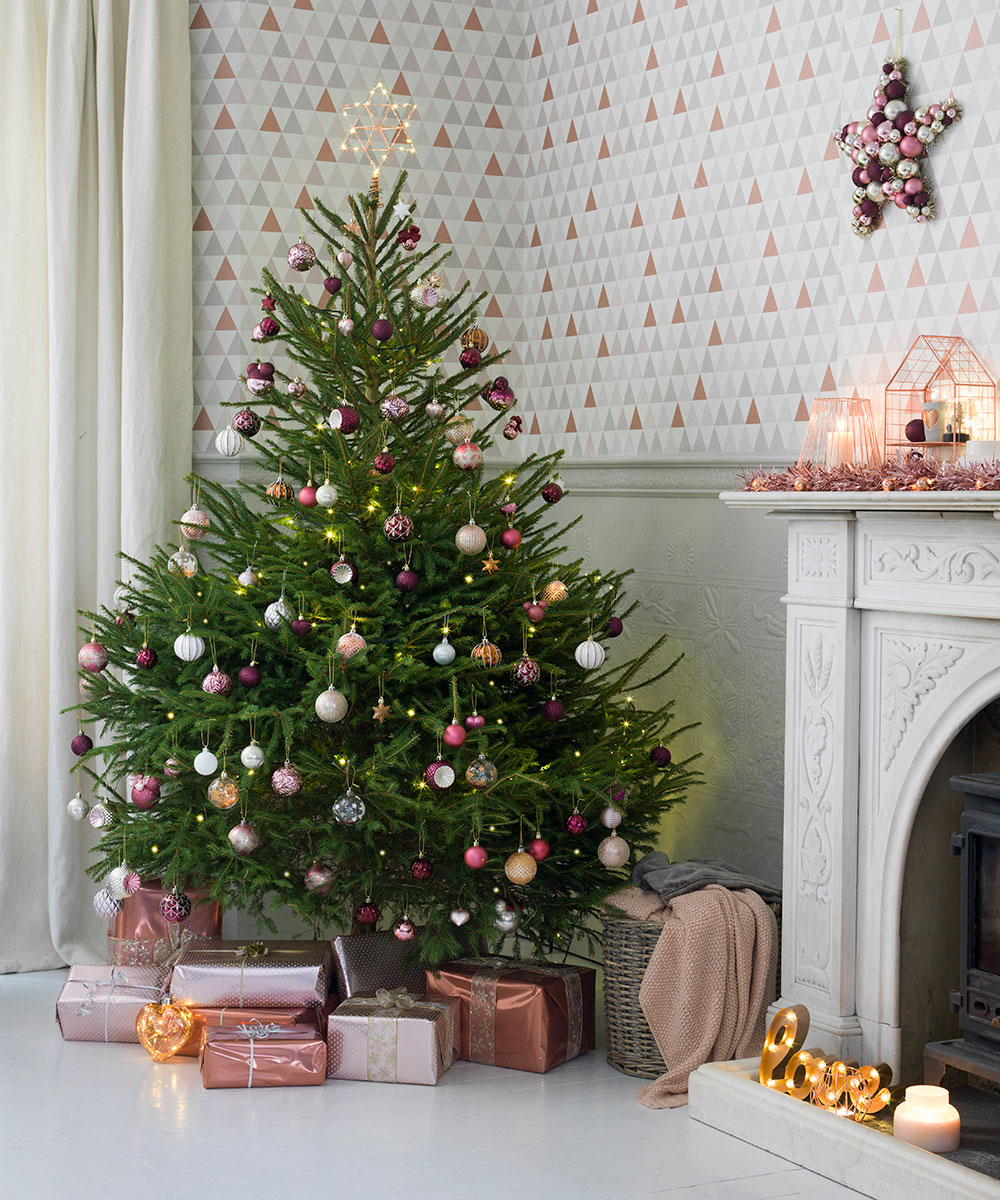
{"left": 55, "top": 965, "right": 167, "bottom": 1043}
{"left": 170, "top": 939, "right": 332, "bottom": 1008}
{"left": 327, "top": 988, "right": 461, "bottom": 1085}
{"left": 200, "top": 1021, "right": 327, "bottom": 1088}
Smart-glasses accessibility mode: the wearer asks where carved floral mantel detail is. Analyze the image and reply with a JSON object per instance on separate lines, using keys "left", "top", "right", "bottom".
{"left": 798, "top": 535, "right": 839, "bottom": 581}
{"left": 872, "top": 541, "right": 1000, "bottom": 585}
{"left": 880, "top": 636, "right": 964, "bottom": 771}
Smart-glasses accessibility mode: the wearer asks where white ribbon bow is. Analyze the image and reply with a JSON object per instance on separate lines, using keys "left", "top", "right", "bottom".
{"left": 235, "top": 1019, "right": 283, "bottom": 1087}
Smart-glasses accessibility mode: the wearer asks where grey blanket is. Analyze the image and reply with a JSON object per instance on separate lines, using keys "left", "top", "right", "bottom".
{"left": 630, "top": 851, "right": 781, "bottom": 906}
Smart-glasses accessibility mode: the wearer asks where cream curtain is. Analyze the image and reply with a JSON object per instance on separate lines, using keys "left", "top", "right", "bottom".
{"left": 0, "top": 0, "right": 192, "bottom": 970}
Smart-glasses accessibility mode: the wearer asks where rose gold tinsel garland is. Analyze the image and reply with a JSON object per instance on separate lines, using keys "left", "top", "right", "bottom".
{"left": 743, "top": 458, "right": 1000, "bottom": 493}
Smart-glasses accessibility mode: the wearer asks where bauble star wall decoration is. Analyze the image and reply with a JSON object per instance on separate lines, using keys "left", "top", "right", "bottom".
{"left": 833, "top": 58, "right": 961, "bottom": 237}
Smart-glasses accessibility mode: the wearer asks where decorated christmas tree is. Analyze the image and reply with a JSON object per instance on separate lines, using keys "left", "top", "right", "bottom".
{"left": 70, "top": 116, "right": 696, "bottom": 964}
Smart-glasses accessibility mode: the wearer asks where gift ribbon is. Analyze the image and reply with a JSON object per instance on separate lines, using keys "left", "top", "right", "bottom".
{"left": 453, "top": 958, "right": 584, "bottom": 1068}
{"left": 107, "top": 929, "right": 201, "bottom": 968}
{"left": 75, "top": 969, "right": 167, "bottom": 1043}
{"left": 235, "top": 1019, "right": 283, "bottom": 1088}
{"left": 340, "top": 990, "right": 457, "bottom": 1082}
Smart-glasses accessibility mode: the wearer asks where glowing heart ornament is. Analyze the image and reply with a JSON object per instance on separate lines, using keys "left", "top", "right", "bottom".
{"left": 136, "top": 1001, "right": 195, "bottom": 1062}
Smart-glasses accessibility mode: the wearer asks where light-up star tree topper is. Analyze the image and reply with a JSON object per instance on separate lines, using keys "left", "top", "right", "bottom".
{"left": 340, "top": 82, "right": 417, "bottom": 195}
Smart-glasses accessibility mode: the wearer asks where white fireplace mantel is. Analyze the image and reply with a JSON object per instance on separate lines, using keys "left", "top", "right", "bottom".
{"left": 721, "top": 490, "right": 1000, "bottom": 1070}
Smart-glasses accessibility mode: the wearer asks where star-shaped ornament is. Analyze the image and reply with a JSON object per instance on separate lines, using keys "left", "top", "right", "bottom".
{"left": 833, "top": 58, "right": 960, "bottom": 237}
{"left": 392, "top": 200, "right": 414, "bottom": 223}
{"left": 345, "top": 219, "right": 361, "bottom": 236}
{"left": 481, "top": 553, "right": 500, "bottom": 575}
{"left": 372, "top": 696, "right": 391, "bottom": 723}
{"left": 340, "top": 82, "right": 417, "bottom": 179}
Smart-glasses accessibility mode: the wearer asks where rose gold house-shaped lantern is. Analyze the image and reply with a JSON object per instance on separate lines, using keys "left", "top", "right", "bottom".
{"left": 885, "top": 335, "right": 996, "bottom": 462}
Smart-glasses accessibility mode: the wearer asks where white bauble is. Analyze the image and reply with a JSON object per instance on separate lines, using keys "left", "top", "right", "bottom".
{"left": 315, "top": 480, "right": 339, "bottom": 507}
{"left": 67, "top": 795, "right": 89, "bottom": 821}
{"left": 883, "top": 99, "right": 906, "bottom": 120}
{"left": 180, "top": 506, "right": 210, "bottom": 540}
{"left": 174, "top": 630, "right": 206, "bottom": 661}
{"left": 113, "top": 584, "right": 132, "bottom": 613}
{"left": 574, "top": 637, "right": 606, "bottom": 669}
{"left": 600, "top": 805, "right": 623, "bottom": 829}
{"left": 865, "top": 182, "right": 884, "bottom": 202}
{"left": 338, "top": 317, "right": 354, "bottom": 335}
{"left": 432, "top": 636, "right": 456, "bottom": 665}
{"left": 104, "top": 865, "right": 131, "bottom": 900}
{"left": 336, "top": 249, "right": 353, "bottom": 269}
{"left": 93, "top": 888, "right": 124, "bottom": 919}
{"left": 878, "top": 143, "right": 900, "bottom": 165}
{"left": 917, "top": 125, "right": 935, "bottom": 145}
{"left": 240, "top": 741, "right": 265, "bottom": 769}
{"left": 238, "top": 566, "right": 258, "bottom": 587}
{"left": 264, "top": 597, "right": 293, "bottom": 629}
{"left": 897, "top": 157, "right": 919, "bottom": 178}
{"left": 215, "top": 426, "right": 244, "bottom": 457}
{"left": 315, "top": 687, "right": 349, "bottom": 723}
{"left": 455, "top": 520, "right": 487, "bottom": 555}
{"left": 194, "top": 747, "right": 219, "bottom": 776}
{"left": 598, "top": 832, "right": 631, "bottom": 869}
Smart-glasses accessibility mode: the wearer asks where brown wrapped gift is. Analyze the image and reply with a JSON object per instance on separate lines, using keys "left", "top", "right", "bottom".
{"left": 175, "top": 1003, "right": 320, "bottom": 1057}
{"left": 55, "top": 965, "right": 168, "bottom": 1043}
{"left": 199, "top": 1021, "right": 326, "bottom": 1088}
{"left": 425, "top": 957, "right": 596, "bottom": 1073}
{"left": 331, "top": 932, "right": 425, "bottom": 999}
{"left": 170, "top": 939, "right": 332, "bottom": 1008}
{"left": 327, "top": 989, "right": 461, "bottom": 1085}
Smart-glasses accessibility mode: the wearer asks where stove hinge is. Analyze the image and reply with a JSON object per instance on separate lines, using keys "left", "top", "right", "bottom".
{"left": 949, "top": 990, "right": 962, "bottom": 1012}
{"left": 950, "top": 833, "right": 964, "bottom": 855}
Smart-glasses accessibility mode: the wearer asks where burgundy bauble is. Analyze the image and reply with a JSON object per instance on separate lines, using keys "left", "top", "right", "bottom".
{"left": 395, "top": 568, "right": 418, "bottom": 592}
{"left": 443, "top": 722, "right": 466, "bottom": 748}
{"left": 410, "top": 856, "right": 433, "bottom": 881}
{"left": 905, "top": 418, "right": 926, "bottom": 443}
{"left": 373, "top": 452, "right": 396, "bottom": 474}
{"left": 330, "top": 557, "right": 358, "bottom": 585}
{"left": 500, "top": 528, "right": 521, "bottom": 549}
{"left": 329, "top": 405, "right": 360, "bottom": 434}
{"left": 257, "top": 316, "right": 279, "bottom": 337}
{"left": 566, "top": 811, "right": 587, "bottom": 835}
{"left": 606, "top": 616, "right": 624, "bottom": 637}
{"left": 160, "top": 890, "right": 192, "bottom": 924}
{"left": 356, "top": 902, "right": 380, "bottom": 926}
{"left": 464, "top": 843, "right": 488, "bottom": 869}
{"left": 298, "top": 484, "right": 318, "bottom": 507}
{"left": 286, "top": 240, "right": 316, "bottom": 271}
{"left": 383, "top": 509, "right": 414, "bottom": 541}
{"left": 541, "top": 481, "right": 564, "bottom": 504}
{"left": 459, "top": 347, "right": 481, "bottom": 369}
{"left": 131, "top": 789, "right": 158, "bottom": 810}
{"left": 464, "top": 713, "right": 486, "bottom": 730}
{"left": 650, "top": 745, "right": 672, "bottom": 767}
{"left": 136, "top": 646, "right": 158, "bottom": 669}
{"left": 527, "top": 603, "right": 546, "bottom": 623}
{"left": 232, "top": 408, "right": 262, "bottom": 438}
{"left": 291, "top": 618, "right": 312, "bottom": 639}
{"left": 324, "top": 276, "right": 342, "bottom": 295}
{"left": 513, "top": 655, "right": 541, "bottom": 686}
{"left": 528, "top": 837, "right": 551, "bottom": 862}
{"left": 502, "top": 420, "right": 520, "bottom": 441}
{"left": 541, "top": 698, "right": 564, "bottom": 722}
{"left": 238, "top": 664, "right": 261, "bottom": 688}
{"left": 885, "top": 79, "right": 905, "bottom": 101}
{"left": 255, "top": 361, "right": 275, "bottom": 379}
{"left": 71, "top": 733, "right": 93, "bottom": 756}
{"left": 372, "top": 317, "right": 394, "bottom": 342}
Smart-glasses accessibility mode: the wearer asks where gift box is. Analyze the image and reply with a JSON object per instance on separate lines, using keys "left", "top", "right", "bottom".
{"left": 55, "top": 965, "right": 167, "bottom": 1043}
{"left": 199, "top": 1020, "right": 327, "bottom": 1088}
{"left": 170, "top": 938, "right": 332, "bottom": 1008}
{"left": 425, "top": 957, "right": 596, "bottom": 1073}
{"left": 326, "top": 988, "right": 461, "bottom": 1085}
{"left": 331, "top": 932, "right": 425, "bottom": 999}
{"left": 174, "top": 1002, "right": 320, "bottom": 1057}
{"left": 108, "top": 880, "right": 221, "bottom": 960}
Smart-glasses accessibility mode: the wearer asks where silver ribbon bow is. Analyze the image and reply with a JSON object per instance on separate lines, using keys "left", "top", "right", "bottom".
{"left": 235, "top": 1019, "right": 283, "bottom": 1088}
{"left": 76, "top": 970, "right": 165, "bottom": 1043}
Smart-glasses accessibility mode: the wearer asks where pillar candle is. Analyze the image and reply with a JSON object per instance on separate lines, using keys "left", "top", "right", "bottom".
{"left": 892, "top": 1085, "right": 960, "bottom": 1153}
{"left": 825, "top": 427, "right": 855, "bottom": 467}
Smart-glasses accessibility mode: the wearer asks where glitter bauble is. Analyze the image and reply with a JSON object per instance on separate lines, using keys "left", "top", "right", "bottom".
{"left": 215, "top": 426, "right": 244, "bottom": 457}
{"left": 513, "top": 655, "right": 540, "bottom": 686}
{"left": 455, "top": 520, "right": 487, "bottom": 555}
{"left": 194, "top": 747, "right": 219, "bottom": 776}
{"left": 356, "top": 902, "right": 380, "bottom": 926}
{"left": 373, "top": 452, "right": 396, "bottom": 474}
{"left": 464, "top": 843, "right": 488, "bottom": 869}
{"left": 380, "top": 394, "right": 410, "bottom": 421}
{"left": 88, "top": 802, "right": 113, "bottom": 828}
{"left": 601, "top": 805, "right": 624, "bottom": 829}
{"left": 240, "top": 741, "right": 265, "bottom": 769}
{"left": 465, "top": 754, "right": 498, "bottom": 790}
{"left": 505, "top": 850, "right": 537, "bottom": 885}
{"left": 527, "top": 603, "right": 545, "bottom": 623}
{"left": 598, "top": 832, "right": 631, "bottom": 869}
{"left": 315, "top": 687, "right": 349, "bottom": 723}
{"left": 332, "top": 786, "right": 365, "bottom": 825}
{"left": 330, "top": 557, "right": 357, "bottom": 586}
{"left": 445, "top": 416, "right": 475, "bottom": 446}
{"left": 232, "top": 408, "right": 261, "bottom": 437}
{"left": 566, "top": 809, "right": 587, "bottom": 835}
{"left": 238, "top": 663, "right": 261, "bottom": 688}
{"left": 541, "top": 580, "right": 568, "bottom": 605}
{"left": 93, "top": 888, "right": 124, "bottom": 919}
{"left": 395, "top": 568, "right": 418, "bottom": 591}
{"left": 238, "top": 566, "right": 258, "bottom": 588}
{"left": 452, "top": 441, "right": 483, "bottom": 471}
{"left": 383, "top": 508, "right": 414, "bottom": 541}
{"left": 528, "top": 837, "right": 550, "bottom": 862}
{"left": 542, "top": 480, "right": 564, "bottom": 504}
{"left": 228, "top": 821, "right": 260, "bottom": 855}
{"left": 136, "top": 646, "right": 157, "bottom": 669}
{"left": 372, "top": 317, "right": 394, "bottom": 342}
{"left": 72, "top": 732, "right": 94, "bottom": 756}
{"left": 180, "top": 506, "right": 210, "bottom": 540}
{"left": 432, "top": 637, "right": 456, "bottom": 665}
{"left": 315, "top": 479, "right": 339, "bottom": 507}
{"left": 160, "top": 889, "right": 192, "bottom": 924}
{"left": 304, "top": 862, "right": 335, "bottom": 895}
{"left": 471, "top": 639, "right": 502, "bottom": 668}
{"left": 271, "top": 761, "right": 302, "bottom": 797}
{"left": 329, "top": 404, "right": 361, "bottom": 433}
{"left": 410, "top": 856, "right": 433, "bottom": 881}
{"left": 264, "top": 596, "right": 293, "bottom": 629}
{"left": 78, "top": 641, "right": 109, "bottom": 673}
{"left": 336, "top": 629, "right": 366, "bottom": 660}
{"left": 67, "top": 795, "right": 89, "bottom": 821}
{"left": 425, "top": 761, "right": 456, "bottom": 790}
{"left": 287, "top": 239, "right": 317, "bottom": 270}
{"left": 168, "top": 548, "right": 198, "bottom": 578}
{"left": 174, "top": 630, "right": 205, "bottom": 662}
{"left": 575, "top": 637, "right": 606, "bottom": 670}
{"left": 650, "top": 746, "right": 672, "bottom": 768}
{"left": 493, "top": 907, "right": 519, "bottom": 935}
{"left": 460, "top": 347, "right": 481, "bottom": 369}
{"left": 393, "top": 919, "right": 416, "bottom": 941}
{"left": 450, "top": 908, "right": 471, "bottom": 926}
{"left": 131, "top": 776, "right": 161, "bottom": 808}
{"left": 443, "top": 723, "right": 466, "bottom": 748}
{"left": 265, "top": 476, "right": 294, "bottom": 505}
{"left": 607, "top": 617, "right": 624, "bottom": 637}
{"left": 202, "top": 666, "right": 234, "bottom": 696}
{"left": 208, "top": 771, "right": 240, "bottom": 810}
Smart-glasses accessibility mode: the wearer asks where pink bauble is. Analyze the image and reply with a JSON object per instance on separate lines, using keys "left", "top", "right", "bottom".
{"left": 287, "top": 240, "right": 316, "bottom": 271}
{"left": 893, "top": 194, "right": 909, "bottom": 209}
{"left": 443, "top": 723, "right": 466, "bottom": 748}
{"left": 464, "top": 844, "right": 488, "bottom": 869}
{"left": 903, "top": 177, "right": 923, "bottom": 195}
{"left": 304, "top": 862, "right": 335, "bottom": 895}
{"left": 860, "top": 124, "right": 879, "bottom": 144}
{"left": 271, "top": 761, "right": 303, "bottom": 796}
{"left": 164, "top": 757, "right": 183, "bottom": 777}
{"left": 393, "top": 919, "right": 416, "bottom": 941}
{"left": 131, "top": 788, "right": 158, "bottom": 810}
{"left": 202, "top": 666, "right": 234, "bottom": 696}
{"left": 464, "top": 713, "right": 486, "bottom": 730}
{"left": 78, "top": 642, "right": 109, "bottom": 673}
{"left": 900, "top": 135, "right": 923, "bottom": 157}
{"left": 500, "top": 528, "right": 521, "bottom": 549}
{"left": 298, "top": 485, "right": 318, "bottom": 507}
{"left": 528, "top": 837, "right": 550, "bottom": 862}
{"left": 452, "top": 441, "right": 483, "bottom": 471}
{"left": 380, "top": 395, "right": 410, "bottom": 422}
{"left": 228, "top": 821, "right": 260, "bottom": 855}
{"left": 566, "top": 811, "right": 587, "bottom": 835}
{"left": 499, "top": 499, "right": 517, "bottom": 517}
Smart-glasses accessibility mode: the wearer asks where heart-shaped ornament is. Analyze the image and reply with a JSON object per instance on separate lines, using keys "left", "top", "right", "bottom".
{"left": 923, "top": 409, "right": 940, "bottom": 430}
{"left": 136, "top": 1001, "right": 195, "bottom": 1062}
{"left": 450, "top": 909, "right": 471, "bottom": 926}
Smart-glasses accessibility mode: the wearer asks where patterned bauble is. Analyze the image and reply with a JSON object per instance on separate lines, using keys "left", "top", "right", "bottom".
{"left": 78, "top": 642, "right": 109, "bottom": 673}
{"left": 180, "top": 506, "right": 210, "bottom": 540}
{"left": 650, "top": 745, "right": 672, "bottom": 767}
{"left": 315, "top": 479, "right": 339, "bottom": 507}
{"left": 410, "top": 856, "right": 433, "bottom": 881}
{"left": 240, "top": 741, "right": 265, "bottom": 770}
{"left": 121, "top": 870, "right": 142, "bottom": 895}
{"left": 72, "top": 732, "right": 94, "bottom": 756}
{"left": 465, "top": 754, "right": 498, "bottom": 790}
{"left": 461, "top": 325, "right": 489, "bottom": 352}
{"left": 67, "top": 794, "right": 89, "bottom": 821}
{"left": 264, "top": 596, "right": 293, "bottom": 629}
{"left": 253, "top": 317, "right": 279, "bottom": 340}
{"left": 493, "top": 905, "right": 520, "bottom": 935}
{"left": 208, "top": 771, "right": 240, "bottom": 810}
{"left": 574, "top": 637, "right": 606, "bottom": 670}
{"left": 411, "top": 281, "right": 438, "bottom": 309}
{"left": 93, "top": 888, "right": 124, "bottom": 919}
{"left": 271, "top": 761, "right": 302, "bottom": 796}
{"left": 425, "top": 760, "right": 456, "bottom": 790}
{"left": 328, "top": 405, "right": 361, "bottom": 434}
{"left": 601, "top": 806, "right": 624, "bottom": 829}
{"left": 373, "top": 451, "right": 396, "bottom": 474}
{"left": 160, "top": 889, "right": 192, "bottom": 924}
{"left": 528, "top": 836, "right": 551, "bottom": 862}
{"left": 566, "top": 808, "right": 587, "bottom": 835}
{"left": 136, "top": 645, "right": 157, "bottom": 669}
{"left": 215, "top": 426, "right": 244, "bottom": 457}
{"left": 238, "top": 663, "right": 261, "bottom": 688}
{"left": 459, "top": 347, "right": 481, "bottom": 369}
{"left": 505, "top": 849, "right": 537, "bottom": 885}
{"left": 380, "top": 394, "right": 410, "bottom": 421}
{"left": 513, "top": 655, "right": 540, "bottom": 686}
{"left": 232, "top": 407, "right": 261, "bottom": 437}
{"left": 330, "top": 556, "right": 358, "bottom": 586}
{"left": 168, "top": 548, "right": 199, "bottom": 578}
{"left": 112, "top": 583, "right": 133, "bottom": 612}
{"left": 228, "top": 821, "right": 260, "bottom": 855}
{"left": 464, "top": 842, "right": 488, "bottom": 868}
{"left": 265, "top": 476, "right": 294, "bottom": 505}
{"left": 471, "top": 638, "right": 502, "bottom": 668}
{"left": 356, "top": 901, "right": 381, "bottom": 926}
{"left": 163, "top": 757, "right": 184, "bottom": 777}
{"left": 315, "top": 687, "right": 349, "bottom": 724}
{"left": 194, "top": 747, "right": 219, "bottom": 776}
{"left": 104, "top": 865, "right": 133, "bottom": 900}
{"left": 331, "top": 786, "right": 365, "bottom": 825}
{"left": 174, "top": 630, "right": 205, "bottom": 661}
{"left": 202, "top": 665, "right": 234, "bottom": 696}
{"left": 88, "top": 802, "right": 113, "bottom": 828}
{"left": 541, "top": 579, "right": 568, "bottom": 605}
{"left": 384, "top": 507, "right": 414, "bottom": 542}
{"left": 455, "top": 520, "right": 487, "bottom": 555}
{"left": 598, "top": 831, "right": 631, "bottom": 869}
{"left": 237, "top": 566, "right": 259, "bottom": 588}
{"left": 288, "top": 377, "right": 306, "bottom": 397}
{"left": 444, "top": 416, "right": 475, "bottom": 446}
{"left": 395, "top": 567, "right": 418, "bottom": 591}
{"left": 287, "top": 239, "right": 317, "bottom": 271}
{"left": 443, "top": 723, "right": 466, "bottom": 748}
{"left": 336, "top": 627, "right": 366, "bottom": 660}
{"left": 304, "top": 862, "right": 335, "bottom": 895}
{"left": 541, "top": 480, "right": 564, "bottom": 504}
{"left": 336, "top": 249, "right": 353, "bottom": 269}
{"left": 432, "top": 636, "right": 456, "bottom": 665}
{"left": 372, "top": 317, "right": 394, "bottom": 342}
{"left": 338, "top": 317, "right": 355, "bottom": 336}
{"left": 606, "top": 616, "right": 624, "bottom": 637}
{"left": 425, "top": 400, "right": 444, "bottom": 419}
{"left": 393, "top": 918, "right": 416, "bottom": 941}
{"left": 246, "top": 376, "right": 272, "bottom": 397}
{"left": 452, "top": 441, "right": 483, "bottom": 471}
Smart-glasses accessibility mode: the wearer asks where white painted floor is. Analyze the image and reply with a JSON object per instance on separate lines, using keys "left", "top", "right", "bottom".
{"left": 2, "top": 970, "right": 863, "bottom": 1199}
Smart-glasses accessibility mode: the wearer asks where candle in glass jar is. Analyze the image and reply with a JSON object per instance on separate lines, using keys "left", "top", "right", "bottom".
{"left": 892, "top": 1085, "right": 960, "bottom": 1153}
{"left": 825, "top": 422, "right": 855, "bottom": 467}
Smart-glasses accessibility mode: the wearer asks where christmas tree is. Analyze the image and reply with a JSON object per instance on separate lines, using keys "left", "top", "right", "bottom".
{"left": 70, "top": 162, "right": 697, "bottom": 964}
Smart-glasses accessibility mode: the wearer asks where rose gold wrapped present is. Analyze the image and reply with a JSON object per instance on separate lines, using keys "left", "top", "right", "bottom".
{"left": 170, "top": 939, "right": 332, "bottom": 1008}
{"left": 106, "top": 880, "right": 221, "bottom": 966}
{"left": 199, "top": 1020, "right": 326, "bottom": 1088}
{"left": 176, "top": 995, "right": 338, "bottom": 1057}
{"left": 326, "top": 988, "right": 461, "bottom": 1085}
{"left": 331, "top": 932, "right": 426, "bottom": 999}
{"left": 425, "top": 957, "right": 596, "bottom": 1073}
{"left": 55, "top": 965, "right": 167, "bottom": 1043}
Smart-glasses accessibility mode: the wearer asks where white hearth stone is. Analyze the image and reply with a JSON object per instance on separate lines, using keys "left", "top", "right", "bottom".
{"left": 689, "top": 1058, "right": 1000, "bottom": 1200}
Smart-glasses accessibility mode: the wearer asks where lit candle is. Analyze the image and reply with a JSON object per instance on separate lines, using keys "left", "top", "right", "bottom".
{"left": 892, "top": 1085, "right": 960, "bottom": 1153}
{"left": 825, "top": 421, "right": 855, "bottom": 467}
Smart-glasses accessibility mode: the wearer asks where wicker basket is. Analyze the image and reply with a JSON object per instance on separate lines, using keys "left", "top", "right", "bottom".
{"left": 602, "top": 902, "right": 782, "bottom": 1079}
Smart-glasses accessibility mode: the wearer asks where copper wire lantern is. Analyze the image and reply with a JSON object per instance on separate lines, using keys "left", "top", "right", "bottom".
{"left": 797, "top": 397, "right": 880, "bottom": 468}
